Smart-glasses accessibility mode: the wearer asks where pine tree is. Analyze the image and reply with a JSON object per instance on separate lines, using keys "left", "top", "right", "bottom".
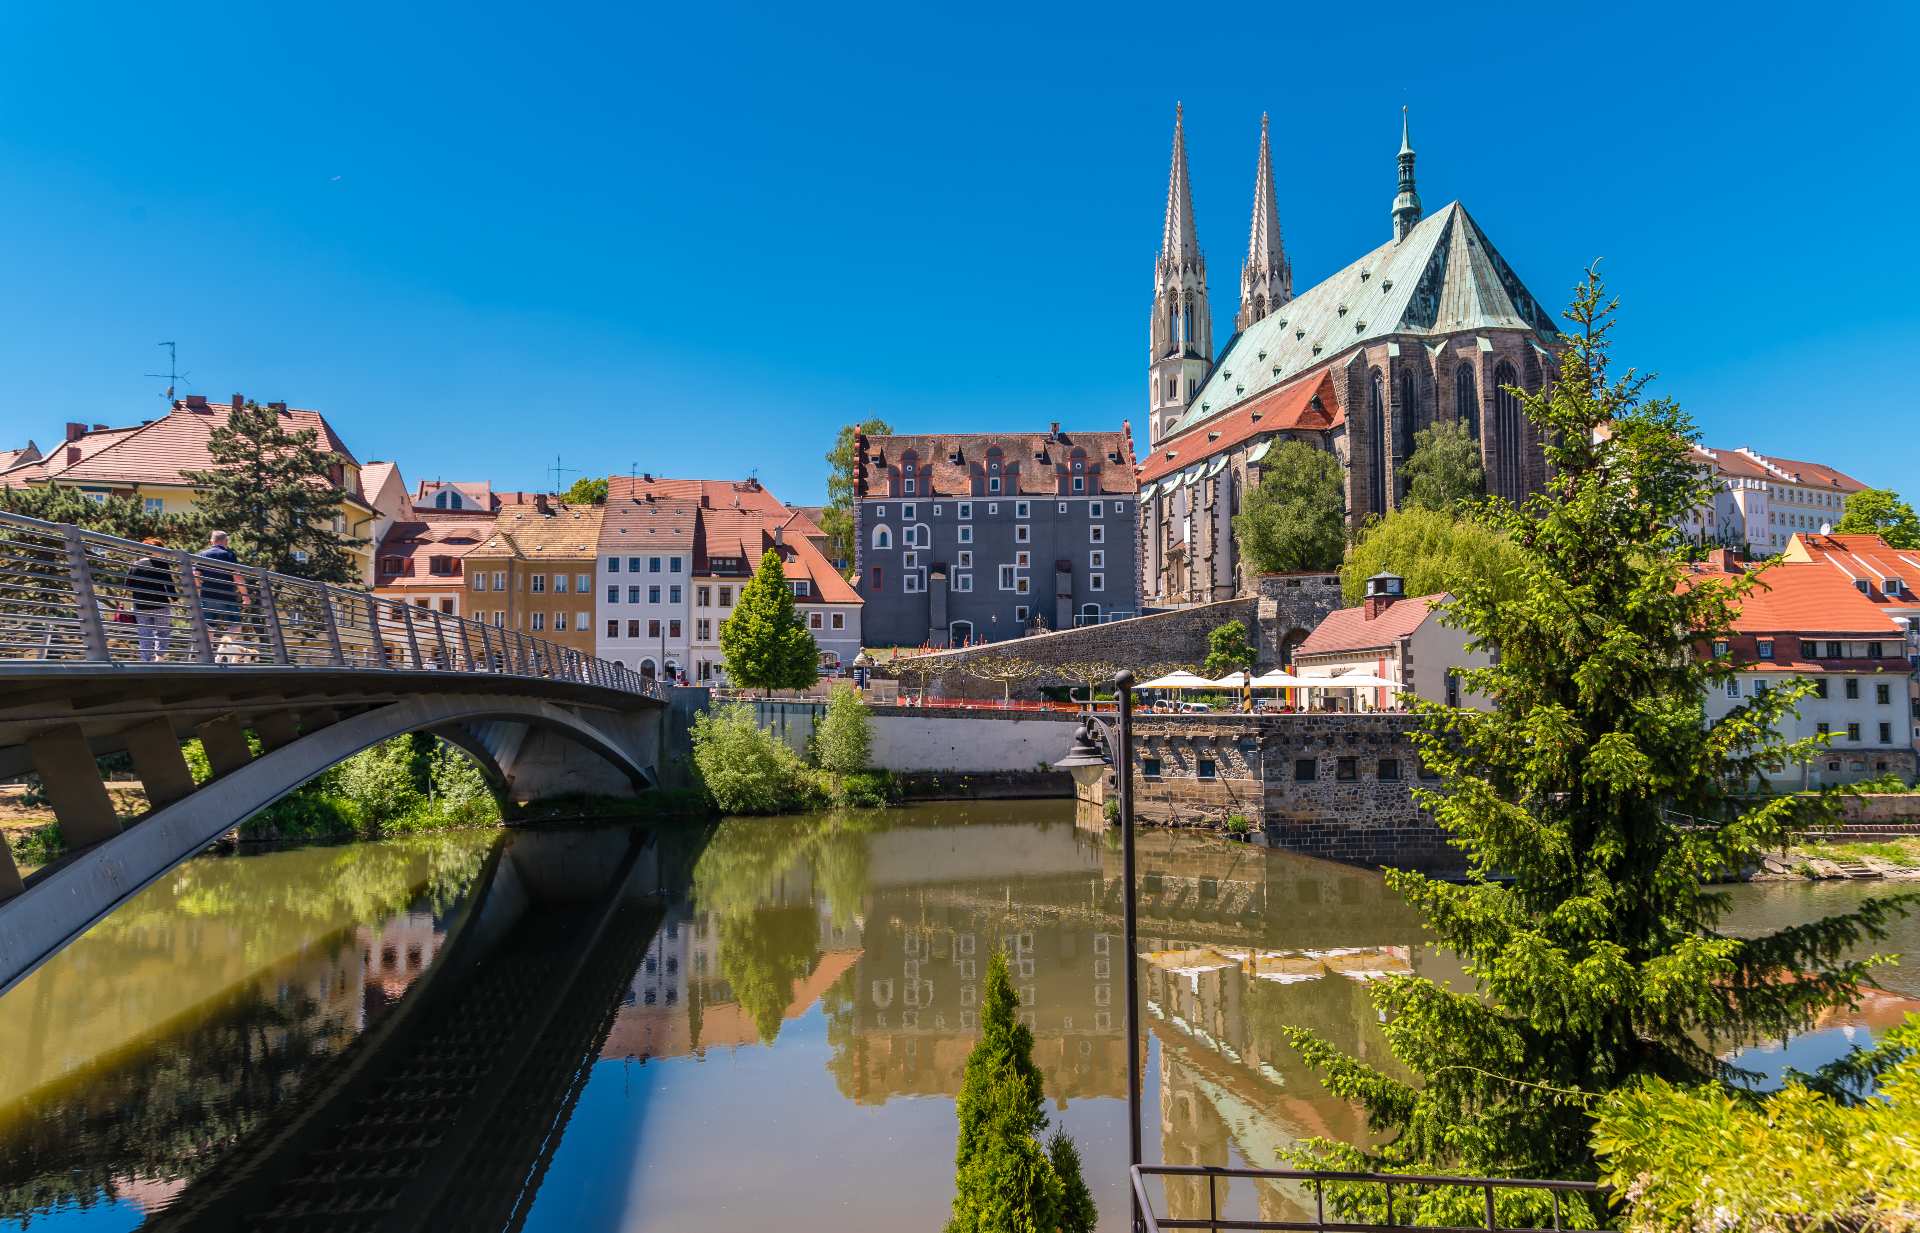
{"left": 0, "top": 485, "right": 207, "bottom": 547}
{"left": 718, "top": 548, "right": 820, "bottom": 693}
{"left": 1285, "top": 269, "right": 1914, "bottom": 1214}
{"left": 182, "top": 400, "right": 363, "bottom": 581}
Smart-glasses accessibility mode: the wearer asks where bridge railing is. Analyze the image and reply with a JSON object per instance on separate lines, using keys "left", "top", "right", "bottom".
{"left": 0, "top": 510, "right": 661, "bottom": 698}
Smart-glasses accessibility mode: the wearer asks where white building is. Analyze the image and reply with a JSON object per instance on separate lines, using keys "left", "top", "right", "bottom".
{"left": 595, "top": 495, "right": 697, "bottom": 682}
{"left": 1291, "top": 572, "right": 1492, "bottom": 711}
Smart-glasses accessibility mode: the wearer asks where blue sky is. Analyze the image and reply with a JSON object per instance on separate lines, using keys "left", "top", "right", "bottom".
{"left": 0, "top": 2, "right": 1913, "bottom": 504}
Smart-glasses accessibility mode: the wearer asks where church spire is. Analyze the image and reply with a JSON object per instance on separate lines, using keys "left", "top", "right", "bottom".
{"left": 1392, "top": 106, "right": 1422, "bottom": 242}
{"left": 1237, "top": 112, "right": 1292, "bottom": 332}
{"left": 1148, "top": 102, "right": 1212, "bottom": 448}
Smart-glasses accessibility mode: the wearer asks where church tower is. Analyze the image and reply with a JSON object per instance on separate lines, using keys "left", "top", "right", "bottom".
{"left": 1149, "top": 103, "right": 1213, "bottom": 448}
{"left": 1236, "top": 113, "right": 1291, "bottom": 332}
{"left": 1391, "top": 106, "right": 1422, "bottom": 241}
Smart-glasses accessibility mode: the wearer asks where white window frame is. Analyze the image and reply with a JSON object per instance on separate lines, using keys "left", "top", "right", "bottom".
{"left": 953, "top": 572, "right": 973, "bottom": 592}
{"left": 932, "top": 504, "right": 943, "bottom": 516}
{"left": 577, "top": 573, "right": 590, "bottom": 592}
{"left": 957, "top": 524, "right": 972, "bottom": 544}
{"left": 998, "top": 564, "right": 1019, "bottom": 591}
{"left": 902, "top": 503, "right": 916, "bottom": 520}
{"left": 987, "top": 503, "right": 998, "bottom": 516}
{"left": 554, "top": 611, "right": 569, "bottom": 631}
{"left": 1091, "top": 501, "right": 1103, "bottom": 517}
{"left": 531, "top": 612, "right": 546, "bottom": 631}
{"left": 1015, "top": 604, "right": 1029, "bottom": 622}
{"left": 1072, "top": 476, "right": 1085, "bottom": 493}
{"left": 492, "top": 571, "right": 506, "bottom": 591}
{"left": 1089, "top": 550, "right": 1105, "bottom": 568}
{"left": 1015, "top": 524, "right": 1030, "bottom": 544}
{"left": 904, "top": 572, "right": 924, "bottom": 594}
{"left": 1090, "top": 572, "right": 1105, "bottom": 591}
{"left": 957, "top": 550, "right": 973, "bottom": 568}
{"left": 903, "top": 551, "right": 919, "bottom": 568}
{"left": 872, "top": 524, "right": 893, "bottom": 550}
{"left": 531, "top": 574, "right": 546, "bottom": 593}
{"left": 958, "top": 502, "right": 972, "bottom": 520}
{"left": 1015, "top": 501, "right": 1030, "bottom": 518}
{"left": 1015, "top": 575, "right": 1030, "bottom": 595}
{"left": 831, "top": 612, "right": 845, "bottom": 630}
{"left": 904, "top": 477, "right": 915, "bottom": 495}
{"left": 1114, "top": 501, "right": 1126, "bottom": 514}
{"left": 577, "top": 610, "right": 589, "bottom": 629}
{"left": 1058, "top": 502, "right": 1068, "bottom": 514}
{"left": 1090, "top": 524, "right": 1105, "bottom": 544}
{"left": 554, "top": 573, "right": 569, "bottom": 593}
{"left": 1015, "top": 551, "right": 1030, "bottom": 568}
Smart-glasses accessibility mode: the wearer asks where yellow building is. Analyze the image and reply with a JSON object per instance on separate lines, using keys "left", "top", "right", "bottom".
{"left": 463, "top": 497, "right": 603, "bottom": 655}
{"left": 1, "top": 396, "right": 379, "bottom": 581}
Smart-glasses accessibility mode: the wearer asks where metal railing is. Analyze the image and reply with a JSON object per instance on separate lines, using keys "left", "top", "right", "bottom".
{"left": 0, "top": 510, "right": 660, "bottom": 698}
{"left": 1131, "top": 1165, "right": 1608, "bottom": 1233}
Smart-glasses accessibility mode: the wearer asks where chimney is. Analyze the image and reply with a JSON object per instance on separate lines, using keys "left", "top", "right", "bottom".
{"left": 232, "top": 392, "right": 246, "bottom": 412}
{"left": 65, "top": 422, "right": 86, "bottom": 443}
{"left": 1050, "top": 421, "right": 1061, "bottom": 438}
{"left": 91, "top": 423, "right": 106, "bottom": 432}
{"left": 773, "top": 525, "right": 784, "bottom": 547}
{"left": 1361, "top": 570, "right": 1405, "bottom": 621}
{"left": 1704, "top": 547, "right": 1742, "bottom": 573}
{"left": 268, "top": 401, "right": 287, "bottom": 415}
{"left": 533, "top": 493, "right": 551, "bottom": 515}
{"left": 184, "top": 395, "right": 210, "bottom": 411}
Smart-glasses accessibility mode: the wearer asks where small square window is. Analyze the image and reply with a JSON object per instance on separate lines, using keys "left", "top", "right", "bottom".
{"left": 1197, "top": 759, "right": 1216, "bottom": 780}
{"left": 953, "top": 572, "right": 972, "bottom": 591}
{"left": 904, "top": 551, "right": 919, "bottom": 568}
{"left": 987, "top": 503, "right": 998, "bottom": 515}
{"left": 627, "top": 557, "right": 643, "bottom": 573}
{"left": 1090, "top": 573, "right": 1105, "bottom": 591}
{"left": 957, "top": 550, "right": 973, "bottom": 568}
{"left": 1015, "top": 524, "right": 1030, "bottom": 544}
{"left": 1058, "top": 502, "right": 1068, "bottom": 514}
{"left": 1335, "top": 757, "right": 1358, "bottom": 782}
{"left": 1015, "top": 501, "right": 1030, "bottom": 518}
{"left": 958, "top": 525, "right": 973, "bottom": 544}
{"left": 1114, "top": 501, "right": 1126, "bottom": 514}
{"left": 1015, "top": 551, "right": 1030, "bottom": 568}
{"left": 1756, "top": 639, "right": 1774, "bottom": 660}
{"left": 608, "top": 557, "right": 622, "bottom": 573}
{"left": 1015, "top": 605, "right": 1029, "bottom": 622}
{"left": 1377, "top": 758, "right": 1401, "bottom": 781}
{"left": 1143, "top": 758, "right": 1163, "bottom": 779}
{"left": 958, "top": 502, "right": 971, "bottom": 520}
{"left": 904, "top": 477, "right": 916, "bottom": 494}
{"left": 1090, "top": 524, "right": 1105, "bottom": 544}
{"left": 831, "top": 612, "right": 845, "bottom": 629}
{"left": 902, "top": 503, "right": 916, "bottom": 519}
{"left": 1090, "top": 550, "right": 1105, "bottom": 568}
{"left": 1293, "top": 758, "right": 1317, "bottom": 782}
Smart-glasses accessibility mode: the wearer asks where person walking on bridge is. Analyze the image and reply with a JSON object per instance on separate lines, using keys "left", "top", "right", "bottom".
{"left": 127, "top": 537, "right": 177, "bottom": 663}
{"left": 195, "top": 531, "right": 245, "bottom": 662}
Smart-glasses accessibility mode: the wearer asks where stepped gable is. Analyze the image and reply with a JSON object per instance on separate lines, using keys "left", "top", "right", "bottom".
{"left": 855, "top": 428, "right": 1138, "bottom": 498}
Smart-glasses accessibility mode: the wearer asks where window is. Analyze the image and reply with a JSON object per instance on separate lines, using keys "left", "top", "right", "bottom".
{"left": 602, "top": 585, "right": 615, "bottom": 604}
{"left": 670, "top": 585, "right": 682, "bottom": 604}
{"left": 554, "top": 573, "right": 569, "bottom": 593}
{"left": 933, "top": 504, "right": 942, "bottom": 516}
{"left": 1881, "top": 722, "right": 1893, "bottom": 744}
{"left": 719, "top": 586, "right": 733, "bottom": 606}
{"left": 1091, "top": 501, "right": 1103, "bottom": 517}
{"left": 696, "top": 619, "right": 711, "bottom": 639}
{"left": 627, "top": 586, "right": 642, "bottom": 604}
{"left": 577, "top": 573, "right": 590, "bottom": 592}
{"left": 649, "top": 557, "right": 662, "bottom": 573}
{"left": 607, "top": 619, "right": 619, "bottom": 638}
{"left": 648, "top": 585, "right": 661, "bottom": 604}
{"left": 473, "top": 573, "right": 488, "bottom": 591}
{"left": 1014, "top": 605, "right": 1029, "bottom": 623}
{"left": 1014, "top": 550, "right": 1031, "bottom": 568}
{"left": 1114, "top": 501, "right": 1125, "bottom": 514}
{"left": 904, "top": 572, "right": 924, "bottom": 593}
{"left": 1015, "top": 501, "right": 1030, "bottom": 518}
{"left": 1143, "top": 758, "right": 1163, "bottom": 779}
{"left": 696, "top": 585, "right": 710, "bottom": 606}
{"left": 1848, "top": 722, "right": 1862, "bottom": 742}
{"left": 953, "top": 572, "right": 973, "bottom": 591}
{"left": 1073, "top": 475, "right": 1085, "bottom": 493}
{"left": 902, "top": 503, "right": 916, "bottom": 520}
{"left": 1015, "top": 524, "right": 1030, "bottom": 544}
{"left": 958, "top": 525, "right": 973, "bottom": 544}
{"left": 903, "top": 551, "right": 918, "bottom": 568}
{"left": 1711, "top": 639, "right": 1728, "bottom": 657}
{"left": 1378, "top": 758, "right": 1401, "bottom": 781}
{"left": 999, "top": 564, "right": 1019, "bottom": 590}
{"left": 670, "top": 620, "right": 681, "bottom": 638}
{"left": 1294, "top": 758, "right": 1317, "bottom": 782}
{"left": 903, "top": 476, "right": 915, "bottom": 494}
{"left": 1878, "top": 682, "right": 1892, "bottom": 705}
{"left": 1814, "top": 678, "right": 1829, "bottom": 698}
{"left": 1058, "top": 502, "right": 1068, "bottom": 514}
{"left": 608, "top": 556, "right": 621, "bottom": 573}
{"left": 1090, "top": 573, "right": 1105, "bottom": 591}
{"left": 531, "top": 612, "right": 545, "bottom": 631}
{"left": 628, "top": 620, "right": 641, "bottom": 638}
{"left": 1817, "top": 722, "right": 1830, "bottom": 737}
{"left": 790, "top": 580, "right": 811, "bottom": 598}
{"left": 1870, "top": 642, "right": 1885, "bottom": 659}
{"left": 1826, "top": 641, "right": 1843, "bottom": 658}
{"left": 627, "top": 557, "right": 642, "bottom": 573}
{"left": 493, "top": 611, "right": 505, "bottom": 627}
{"left": 958, "top": 502, "right": 971, "bottom": 520}
{"left": 669, "top": 557, "right": 681, "bottom": 573}
{"left": 988, "top": 503, "right": 998, "bottom": 516}
{"left": 869, "top": 567, "right": 883, "bottom": 591}
{"left": 957, "top": 550, "right": 973, "bottom": 568}
{"left": 989, "top": 475, "right": 1001, "bottom": 494}
{"left": 872, "top": 505, "right": 886, "bottom": 519}
{"left": 554, "top": 612, "right": 568, "bottom": 631}
{"left": 1756, "top": 639, "right": 1773, "bottom": 659}
{"left": 809, "top": 612, "right": 823, "bottom": 629}
{"left": 1089, "top": 550, "right": 1105, "bottom": 568}
{"left": 142, "top": 496, "right": 164, "bottom": 515}
{"left": 492, "top": 572, "right": 506, "bottom": 591}
{"left": 531, "top": 574, "right": 546, "bottom": 593}
{"left": 1847, "top": 678, "right": 1861, "bottom": 700}
{"left": 831, "top": 612, "right": 845, "bottom": 630}
{"left": 1335, "top": 756, "right": 1358, "bottom": 781}
{"left": 872, "top": 524, "right": 893, "bottom": 550}
{"left": 648, "top": 619, "right": 662, "bottom": 638}
{"left": 1016, "top": 575, "right": 1030, "bottom": 594}
{"left": 1090, "top": 524, "right": 1105, "bottom": 544}
{"left": 1197, "top": 759, "right": 1217, "bottom": 780}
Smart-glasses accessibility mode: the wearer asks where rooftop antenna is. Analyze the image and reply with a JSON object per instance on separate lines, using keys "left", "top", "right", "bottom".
{"left": 548, "top": 454, "right": 581, "bottom": 492}
{"left": 144, "top": 341, "right": 190, "bottom": 401}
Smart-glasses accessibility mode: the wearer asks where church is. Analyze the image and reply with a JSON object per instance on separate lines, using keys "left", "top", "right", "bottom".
{"left": 1138, "top": 106, "right": 1561, "bottom": 606}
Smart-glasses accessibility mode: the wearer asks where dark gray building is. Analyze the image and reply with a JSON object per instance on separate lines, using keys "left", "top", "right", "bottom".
{"left": 854, "top": 424, "right": 1139, "bottom": 647}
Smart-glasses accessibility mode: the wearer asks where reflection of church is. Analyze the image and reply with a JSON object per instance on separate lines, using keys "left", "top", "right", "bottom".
{"left": 1139, "top": 107, "right": 1563, "bottom": 605}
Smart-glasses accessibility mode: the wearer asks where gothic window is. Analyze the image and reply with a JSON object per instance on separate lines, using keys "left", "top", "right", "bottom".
{"left": 1368, "top": 371, "right": 1387, "bottom": 514}
{"left": 1181, "top": 299, "right": 1194, "bottom": 350}
{"left": 872, "top": 524, "right": 892, "bottom": 551}
{"left": 1396, "top": 370, "right": 1416, "bottom": 464}
{"left": 1493, "top": 361, "right": 1521, "bottom": 497}
{"left": 1455, "top": 364, "right": 1479, "bottom": 440}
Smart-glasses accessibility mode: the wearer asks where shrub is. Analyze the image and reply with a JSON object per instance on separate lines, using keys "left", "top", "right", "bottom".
{"left": 815, "top": 684, "right": 873, "bottom": 774}
{"left": 330, "top": 740, "right": 426, "bottom": 828}
{"left": 1102, "top": 798, "right": 1120, "bottom": 824}
{"left": 1224, "top": 813, "right": 1252, "bottom": 836}
{"left": 835, "top": 769, "right": 896, "bottom": 807}
{"left": 691, "top": 702, "right": 812, "bottom": 814}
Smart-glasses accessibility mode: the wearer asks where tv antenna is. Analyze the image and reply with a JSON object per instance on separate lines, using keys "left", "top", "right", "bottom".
{"left": 144, "top": 341, "right": 190, "bottom": 401}
{"left": 547, "top": 455, "right": 581, "bottom": 491}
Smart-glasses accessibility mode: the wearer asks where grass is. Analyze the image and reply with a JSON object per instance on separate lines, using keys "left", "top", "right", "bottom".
{"left": 1790, "top": 834, "right": 1920, "bottom": 867}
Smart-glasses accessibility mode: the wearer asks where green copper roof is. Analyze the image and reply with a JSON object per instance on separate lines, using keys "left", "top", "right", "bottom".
{"left": 1171, "top": 201, "right": 1559, "bottom": 437}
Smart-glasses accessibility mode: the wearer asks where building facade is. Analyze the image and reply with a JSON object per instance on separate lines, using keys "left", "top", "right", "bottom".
{"left": 1138, "top": 109, "right": 1560, "bottom": 606}
{"left": 1692, "top": 446, "right": 1865, "bottom": 554}
{"left": 462, "top": 497, "right": 603, "bottom": 655}
{"left": 372, "top": 510, "right": 497, "bottom": 619}
{"left": 853, "top": 426, "right": 1139, "bottom": 648}
{"left": 595, "top": 495, "right": 698, "bottom": 681}
{"left": 1291, "top": 573, "right": 1490, "bottom": 712}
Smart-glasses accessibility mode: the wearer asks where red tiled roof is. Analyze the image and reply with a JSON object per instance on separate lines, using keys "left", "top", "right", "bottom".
{"left": 693, "top": 505, "right": 859, "bottom": 604}
{"left": 598, "top": 494, "right": 700, "bottom": 554}
{"left": 857, "top": 428, "right": 1137, "bottom": 498}
{"left": 607, "top": 475, "right": 789, "bottom": 514}
{"left": 777, "top": 522, "right": 860, "bottom": 605}
{"left": 360, "top": 461, "right": 402, "bottom": 500}
{"left": 1750, "top": 452, "right": 1867, "bottom": 493}
{"left": 1691, "top": 558, "right": 1905, "bottom": 636}
{"left": 1789, "top": 533, "right": 1920, "bottom": 600}
{"left": 373, "top": 512, "right": 496, "bottom": 589}
{"left": 1138, "top": 371, "right": 1341, "bottom": 485}
{"left": 1297, "top": 593, "right": 1442, "bottom": 655}
{"left": 0, "top": 443, "right": 40, "bottom": 473}
{"left": 2, "top": 426, "right": 141, "bottom": 489}
{"left": 35, "top": 401, "right": 362, "bottom": 492}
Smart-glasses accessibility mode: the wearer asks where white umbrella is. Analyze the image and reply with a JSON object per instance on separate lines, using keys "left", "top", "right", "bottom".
{"left": 1205, "top": 672, "right": 1254, "bottom": 689}
{"left": 1323, "top": 673, "right": 1402, "bottom": 689}
{"left": 1139, "top": 670, "right": 1215, "bottom": 690}
{"left": 1250, "top": 670, "right": 1305, "bottom": 688}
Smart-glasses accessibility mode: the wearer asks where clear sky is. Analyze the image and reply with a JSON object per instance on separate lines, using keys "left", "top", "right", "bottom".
{"left": 0, "top": 2, "right": 1914, "bottom": 505}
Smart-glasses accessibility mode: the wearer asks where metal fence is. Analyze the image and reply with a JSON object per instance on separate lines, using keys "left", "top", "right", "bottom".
{"left": 1131, "top": 1165, "right": 1608, "bottom": 1233}
{"left": 0, "top": 510, "right": 659, "bottom": 697}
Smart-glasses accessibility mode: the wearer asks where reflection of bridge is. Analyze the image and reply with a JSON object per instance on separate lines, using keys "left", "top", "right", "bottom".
{"left": 0, "top": 511, "right": 671, "bottom": 995}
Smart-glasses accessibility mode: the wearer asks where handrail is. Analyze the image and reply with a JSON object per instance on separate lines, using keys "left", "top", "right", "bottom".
{"left": 0, "top": 510, "right": 661, "bottom": 700}
{"left": 1130, "top": 1164, "right": 1607, "bottom": 1233}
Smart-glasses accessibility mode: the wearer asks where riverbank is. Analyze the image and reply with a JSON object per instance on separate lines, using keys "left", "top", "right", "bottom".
{"left": 1754, "top": 833, "right": 1920, "bottom": 882}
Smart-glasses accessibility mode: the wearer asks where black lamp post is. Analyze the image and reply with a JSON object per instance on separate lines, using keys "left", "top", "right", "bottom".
{"left": 1052, "top": 668, "right": 1140, "bottom": 1230}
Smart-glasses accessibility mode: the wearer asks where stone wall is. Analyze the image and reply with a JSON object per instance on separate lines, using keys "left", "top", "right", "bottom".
{"left": 1253, "top": 572, "right": 1345, "bottom": 664}
{"left": 874, "top": 597, "right": 1259, "bottom": 700}
{"left": 748, "top": 699, "right": 1081, "bottom": 774}
{"left": 1119, "top": 712, "right": 1458, "bottom": 872}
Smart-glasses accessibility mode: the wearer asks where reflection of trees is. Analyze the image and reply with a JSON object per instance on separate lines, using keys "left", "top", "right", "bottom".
{"left": 0, "top": 982, "right": 345, "bottom": 1223}
{"left": 691, "top": 811, "right": 877, "bottom": 929}
{"left": 718, "top": 906, "right": 820, "bottom": 1044}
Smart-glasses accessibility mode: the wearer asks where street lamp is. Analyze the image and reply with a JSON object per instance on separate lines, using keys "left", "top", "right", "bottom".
{"left": 1053, "top": 668, "right": 1140, "bottom": 1230}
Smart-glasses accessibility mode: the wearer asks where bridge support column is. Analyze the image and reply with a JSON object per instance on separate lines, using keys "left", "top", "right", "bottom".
{"left": 197, "top": 716, "right": 252, "bottom": 778}
{"left": 254, "top": 710, "right": 301, "bottom": 752}
{"left": 0, "top": 844, "right": 21, "bottom": 900}
{"left": 121, "top": 718, "right": 196, "bottom": 810}
{"left": 27, "top": 724, "right": 120, "bottom": 847}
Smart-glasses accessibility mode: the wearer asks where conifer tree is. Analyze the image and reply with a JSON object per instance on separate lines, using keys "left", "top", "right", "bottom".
{"left": 182, "top": 400, "right": 363, "bottom": 581}
{"left": 948, "top": 951, "right": 1094, "bottom": 1233}
{"left": 1285, "top": 269, "right": 1914, "bottom": 1213}
{"left": 719, "top": 548, "right": 820, "bottom": 693}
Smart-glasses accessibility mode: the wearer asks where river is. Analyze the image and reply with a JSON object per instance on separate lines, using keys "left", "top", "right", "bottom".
{"left": 0, "top": 801, "right": 1912, "bottom": 1231}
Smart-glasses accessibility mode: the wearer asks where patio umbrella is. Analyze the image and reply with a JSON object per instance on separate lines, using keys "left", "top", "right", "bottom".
{"left": 1250, "top": 670, "right": 1305, "bottom": 688}
{"left": 1319, "top": 673, "right": 1403, "bottom": 689}
{"left": 1138, "top": 670, "right": 1214, "bottom": 690}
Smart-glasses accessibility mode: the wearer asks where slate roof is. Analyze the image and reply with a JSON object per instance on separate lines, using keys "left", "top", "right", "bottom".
{"left": 1138, "top": 371, "right": 1340, "bottom": 485}
{"left": 1175, "top": 201, "right": 1558, "bottom": 437}
{"left": 1297, "top": 593, "right": 1444, "bottom": 656}
{"left": 467, "top": 501, "right": 604, "bottom": 561}
{"left": 856, "top": 429, "right": 1138, "bottom": 497}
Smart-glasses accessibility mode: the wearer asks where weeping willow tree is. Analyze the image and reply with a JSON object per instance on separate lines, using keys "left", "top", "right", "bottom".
{"left": 1285, "top": 269, "right": 1915, "bottom": 1216}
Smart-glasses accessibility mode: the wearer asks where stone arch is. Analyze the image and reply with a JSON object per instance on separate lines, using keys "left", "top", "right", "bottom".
{"left": 1279, "top": 626, "right": 1311, "bottom": 666}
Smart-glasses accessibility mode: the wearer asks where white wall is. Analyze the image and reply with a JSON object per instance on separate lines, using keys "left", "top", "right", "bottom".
{"left": 750, "top": 702, "right": 1080, "bottom": 773}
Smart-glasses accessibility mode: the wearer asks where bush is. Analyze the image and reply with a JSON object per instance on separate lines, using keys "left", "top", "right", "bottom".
{"left": 814, "top": 684, "right": 874, "bottom": 774}
{"left": 1102, "top": 798, "right": 1120, "bottom": 824}
{"left": 835, "top": 769, "right": 897, "bottom": 807}
{"left": 1224, "top": 813, "right": 1251, "bottom": 836}
{"left": 691, "top": 702, "right": 814, "bottom": 814}
{"left": 330, "top": 740, "right": 426, "bottom": 828}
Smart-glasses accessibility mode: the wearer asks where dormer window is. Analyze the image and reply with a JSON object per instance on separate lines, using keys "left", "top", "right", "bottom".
{"left": 1756, "top": 639, "right": 1774, "bottom": 660}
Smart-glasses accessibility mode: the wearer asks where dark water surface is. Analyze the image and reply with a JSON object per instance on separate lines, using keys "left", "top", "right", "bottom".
{"left": 1, "top": 803, "right": 1912, "bottom": 1231}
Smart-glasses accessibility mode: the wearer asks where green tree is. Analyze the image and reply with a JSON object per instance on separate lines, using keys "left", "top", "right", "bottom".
{"left": 1232, "top": 441, "right": 1345, "bottom": 574}
{"left": 1339, "top": 507, "right": 1527, "bottom": 607}
{"left": 821, "top": 417, "right": 891, "bottom": 574}
{"left": 690, "top": 701, "right": 811, "bottom": 814}
{"left": 1834, "top": 487, "right": 1920, "bottom": 548}
{"left": 1401, "top": 419, "right": 1485, "bottom": 511}
{"left": 181, "top": 400, "right": 363, "bottom": 581}
{"left": 1202, "top": 620, "right": 1257, "bottom": 678}
{"left": 1284, "top": 269, "right": 1913, "bottom": 1209}
{"left": 963, "top": 653, "right": 1040, "bottom": 704}
{"left": 948, "top": 951, "right": 1092, "bottom": 1233}
{"left": 813, "top": 683, "right": 872, "bottom": 774}
{"left": 719, "top": 548, "right": 820, "bottom": 693}
{"left": 0, "top": 485, "right": 209, "bottom": 546}
{"left": 561, "top": 476, "right": 608, "bottom": 505}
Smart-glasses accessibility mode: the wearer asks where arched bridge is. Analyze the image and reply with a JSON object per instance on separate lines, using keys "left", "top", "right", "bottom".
{"left": 0, "top": 510, "right": 672, "bottom": 995}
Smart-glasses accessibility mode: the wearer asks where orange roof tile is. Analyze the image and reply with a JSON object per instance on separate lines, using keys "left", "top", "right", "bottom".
{"left": 598, "top": 494, "right": 700, "bottom": 554}
{"left": 1138, "top": 371, "right": 1340, "bottom": 484}
{"left": 37, "top": 401, "right": 362, "bottom": 492}
{"left": 1691, "top": 558, "right": 1905, "bottom": 636}
{"left": 607, "top": 474, "right": 789, "bottom": 514}
{"left": 373, "top": 512, "right": 497, "bottom": 589}
{"left": 1297, "top": 593, "right": 1442, "bottom": 656}
{"left": 467, "top": 501, "right": 604, "bottom": 561}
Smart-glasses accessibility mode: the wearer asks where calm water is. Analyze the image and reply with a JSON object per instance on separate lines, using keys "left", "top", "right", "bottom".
{"left": 0, "top": 803, "right": 1913, "bottom": 1231}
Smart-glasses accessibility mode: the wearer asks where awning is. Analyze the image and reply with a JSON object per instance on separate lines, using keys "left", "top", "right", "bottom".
{"left": 1302, "top": 673, "right": 1403, "bottom": 689}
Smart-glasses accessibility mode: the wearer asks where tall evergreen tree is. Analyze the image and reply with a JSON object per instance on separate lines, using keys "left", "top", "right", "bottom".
{"left": 1285, "top": 270, "right": 1914, "bottom": 1213}
{"left": 182, "top": 401, "right": 363, "bottom": 581}
{"left": 719, "top": 548, "right": 820, "bottom": 693}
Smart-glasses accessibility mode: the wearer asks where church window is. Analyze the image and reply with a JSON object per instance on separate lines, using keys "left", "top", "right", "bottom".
{"left": 872, "top": 524, "right": 892, "bottom": 550}
{"left": 1493, "top": 362, "right": 1522, "bottom": 497}
{"left": 1396, "top": 370, "right": 1416, "bottom": 464}
{"left": 1368, "top": 371, "right": 1387, "bottom": 514}
{"left": 1456, "top": 364, "right": 1479, "bottom": 440}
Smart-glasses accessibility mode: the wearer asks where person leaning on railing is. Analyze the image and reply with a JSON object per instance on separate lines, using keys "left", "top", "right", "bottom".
{"left": 126, "top": 538, "right": 178, "bottom": 663}
{"left": 195, "top": 531, "right": 245, "bottom": 662}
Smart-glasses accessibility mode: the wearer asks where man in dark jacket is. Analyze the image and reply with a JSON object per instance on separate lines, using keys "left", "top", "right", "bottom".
{"left": 196, "top": 531, "right": 245, "bottom": 660}
{"left": 127, "top": 537, "right": 177, "bottom": 662}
